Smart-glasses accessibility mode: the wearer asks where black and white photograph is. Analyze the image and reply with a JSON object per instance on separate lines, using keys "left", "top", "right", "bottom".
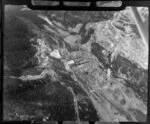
{"left": 2, "top": 0, "right": 149, "bottom": 123}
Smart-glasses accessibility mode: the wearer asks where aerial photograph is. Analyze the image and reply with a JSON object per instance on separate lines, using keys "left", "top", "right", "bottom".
{"left": 3, "top": 1, "right": 149, "bottom": 122}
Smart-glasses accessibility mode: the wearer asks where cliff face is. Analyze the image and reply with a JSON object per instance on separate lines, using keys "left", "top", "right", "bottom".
{"left": 3, "top": 5, "right": 148, "bottom": 122}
